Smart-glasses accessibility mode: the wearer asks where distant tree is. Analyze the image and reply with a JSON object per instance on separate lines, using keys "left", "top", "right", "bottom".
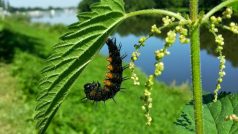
{"left": 78, "top": 0, "right": 155, "bottom": 12}
{"left": 0, "top": 0, "right": 5, "bottom": 8}
{"left": 78, "top": 0, "right": 237, "bottom": 13}
{"left": 124, "top": 0, "right": 156, "bottom": 12}
{"left": 78, "top": 0, "right": 98, "bottom": 12}
{"left": 199, "top": 0, "right": 222, "bottom": 11}
{"left": 154, "top": 0, "right": 184, "bottom": 9}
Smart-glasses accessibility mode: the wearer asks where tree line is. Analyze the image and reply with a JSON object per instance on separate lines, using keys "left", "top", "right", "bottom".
{"left": 78, "top": 0, "right": 226, "bottom": 12}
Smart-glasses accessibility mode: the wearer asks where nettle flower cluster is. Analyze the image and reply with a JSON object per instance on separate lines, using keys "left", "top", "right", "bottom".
{"left": 129, "top": 15, "right": 191, "bottom": 125}
{"left": 208, "top": 7, "right": 238, "bottom": 102}
{"left": 129, "top": 6, "right": 237, "bottom": 126}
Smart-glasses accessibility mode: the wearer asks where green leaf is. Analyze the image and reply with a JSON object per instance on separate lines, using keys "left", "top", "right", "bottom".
{"left": 231, "top": 3, "right": 238, "bottom": 12}
{"left": 175, "top": 93, "right": 238, "bottom": 134}
{"left": 35, "top": 0, "right": 126, "bottom": 133}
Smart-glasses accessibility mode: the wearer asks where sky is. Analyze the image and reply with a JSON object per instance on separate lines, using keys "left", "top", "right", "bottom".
{"left": 8, "top": 0, "right": 82, "bottom": 8}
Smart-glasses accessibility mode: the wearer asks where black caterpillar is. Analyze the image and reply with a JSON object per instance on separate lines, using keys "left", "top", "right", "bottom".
{"left": 83, "top": 38, "right": 127, "bottom": 102}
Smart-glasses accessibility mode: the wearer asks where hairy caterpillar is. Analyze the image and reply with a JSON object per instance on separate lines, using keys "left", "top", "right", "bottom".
{"left": 83, "top": 38, "right": 127, "bottom": 102}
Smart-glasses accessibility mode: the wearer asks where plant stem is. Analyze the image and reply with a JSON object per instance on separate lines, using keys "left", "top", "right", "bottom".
{"left": 190, "top": 0, "right": 203, "bottom": 134}
{"left": 202, "top": 0, "right": 238, "bottom": 23}
{"left": 125, "top": 9, "right": 186, "bottom": 21}
{"left": 190, "top": 26, "right": 203, "bottom": 134}
{"left": 190, "top": 0, "right": 198, "bottom": 20}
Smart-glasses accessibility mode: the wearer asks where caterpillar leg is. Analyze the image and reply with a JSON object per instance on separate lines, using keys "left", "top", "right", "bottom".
{"left": 81, "top": 97, "right": 88, "bottom": 103}
{"left": 121, "top": 53, "right": 127, "bottom": 59}
{"left": 123, "top": 65, "right": 129, "bottom": 70}
{"left": 122, "top": 76, "right": 130, "bottom": 81}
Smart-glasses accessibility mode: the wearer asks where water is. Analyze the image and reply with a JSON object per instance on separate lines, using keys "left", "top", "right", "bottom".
{"left": 30, "top": 9, "right": 78, "bottom": 25}
{"left": 31, "top": 10, "right": 238, "bottom": 92}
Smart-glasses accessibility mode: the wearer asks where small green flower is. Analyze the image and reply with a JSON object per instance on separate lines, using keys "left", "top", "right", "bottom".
{"left": 210, "top": 16, "right": 222, "bottom": 24}
{"left": 225, "top": 114, "right": 238, "bottom": 122}
{"left": 131, "top": 72, "right": 140, "bottom": 85}
{"left": 215, "top": 34, "right": 224, "bottom": 46}
{"left": 130, "top": 50, "right": 141, "bottom": 86}
{"left": 131, "top": 51, "right": 140, "bottom": 61}
{"left": 139, "top": 23, "right": 176, "bottom": 126}
{"left": 223, "top": 7, "right": 233, "bottom": 19}
{"left": 142, "top": 106, "right": 146, "bottom": 111}
{"left": 139, "top": 37, "right": 147, "bottom": 44}
{"left": 145, "top": 113, "right": 152, "bottom": 126}
{"left": 151, "top": 24, "right": 161, "bottom": 34}
{"left": 129, "top": 62, "right": 135, "bottom": 69}
{"left": 165, "top": 30, "right": 176, "bottom": 44}
{"left": 155, "top": 50, "right": 165, "bottom": 60}
{"left": 154, "top": 62, "right": 164, "bottom": 76}
{"left": 144, "top": 89, "right": 151, "bottom": 96}
{"left": 179, "top": 35, "right": 190, "bottom": 44}
{"left": 162, "top": 16, "right": 175, "bottom": 26}
{"left": 229, "top": 22, "right": 238, "bottom": 34}
{"left": 213, "top": 45, "right": 226, "bottom": 102}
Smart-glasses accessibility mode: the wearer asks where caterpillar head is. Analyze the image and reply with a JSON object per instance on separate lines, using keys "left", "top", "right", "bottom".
{"left": 84, "top": 82, "right": 101, "bottom": 94}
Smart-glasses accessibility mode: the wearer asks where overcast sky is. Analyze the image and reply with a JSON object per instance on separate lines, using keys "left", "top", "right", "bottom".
{"left": 8, "top": 0, "right": 82, "bottom": 8}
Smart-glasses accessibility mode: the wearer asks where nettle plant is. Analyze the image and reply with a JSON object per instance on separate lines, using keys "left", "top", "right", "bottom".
{"left": 35, "top": 0, "right": 238, "bottom": 134}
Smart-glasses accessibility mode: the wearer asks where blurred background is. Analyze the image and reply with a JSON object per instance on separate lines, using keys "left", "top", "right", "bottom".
{"left": 0, "top": 0, "right": 237, "bottom": 133}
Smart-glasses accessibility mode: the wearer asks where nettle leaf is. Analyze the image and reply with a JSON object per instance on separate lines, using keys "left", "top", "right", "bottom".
{"left": 175, "top": 93, "right": 238, "bottom": 134}
{"left": 35, "top": 0, "right": 126, "bottom": 133}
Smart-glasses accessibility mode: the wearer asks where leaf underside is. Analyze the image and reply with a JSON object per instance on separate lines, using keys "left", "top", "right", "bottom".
{"left": 35, "top": 0, "right": 126, "bottom": 133}
{"left": 175, "top": 93, "right": 238, "bottom": 134}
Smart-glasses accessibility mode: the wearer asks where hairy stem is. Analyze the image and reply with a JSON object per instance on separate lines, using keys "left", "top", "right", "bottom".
{"left": 190, "top": 26, "right": 203, "bottom": 134}
{"left": 202, "top": 0, "right": 238, "bottom": 23}
{"left": 190, "top": 0, "right": 203, "bottom": 134}
{"left": 125, "top": 9, "right": 186, "bottom": 21}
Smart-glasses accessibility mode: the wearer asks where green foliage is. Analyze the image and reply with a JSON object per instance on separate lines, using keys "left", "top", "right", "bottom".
{"left": 35, "top": 0, "right": 127, "bottom": 133}
{"left": 175, "top": 93, "right": 238, "bottom": 134}
{"left": 0, "top": 28, "right": 44, "bottom": 62}
{"left": 78, "top": 0, "right": 228, "bottom": 12}
{"left": 0, "top": 17, "right": 63, "bottom": 98}
{"left": 0, "top": 17, "right": 61, "bottom": 63}
{"left": 0, "top": 64, "right": 36, "bottom": 134}
{"left": 78, "top": 0, "right": 155, "bottom": 12}
{"left": 123, "top": 0, "right": 156, "bottom": 12}
{"left": 11, "top": 51, "right": 43, "bottom": 97}
{"left": 48, "top": 24, "right": 67, "bottom": 34}
{"left": 78, "top": 0, "right": 99, "bottom": 12}
{"left": 199, "top": 0, "right": 222, "bottom": 11}
{"left": 0, "top": 0, "right": 5, "bottom": 8}
{"left": 232, "top": 3, "right": 238, "bottom": 11}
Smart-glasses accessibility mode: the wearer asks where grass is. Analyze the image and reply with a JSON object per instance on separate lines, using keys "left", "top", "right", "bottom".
{"left": 0, "top": 18, "right": 191, "bottom": 134}
{"left": 0, "top": 63, "right": 35, "bottom": 134}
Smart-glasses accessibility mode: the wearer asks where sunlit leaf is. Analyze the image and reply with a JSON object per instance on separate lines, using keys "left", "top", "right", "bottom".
{"left": 175, "top": 93, "right": 238, "bottom": 134}
{"left": 35, "top": 0, "right": 126, "bottom": 133}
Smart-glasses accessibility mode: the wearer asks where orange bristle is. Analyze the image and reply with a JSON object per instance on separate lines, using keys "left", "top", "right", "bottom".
{"left": 107, "top": 57, "right": 112, "bottom": 62}
{"left": 104, "top": 80, "right": 112, "bottom": 86}
{"left": 106, "top": 73, "right": 113, "bottom": 79}
{"left": 107, "top": 65, "right": 113, "bottom": 71}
